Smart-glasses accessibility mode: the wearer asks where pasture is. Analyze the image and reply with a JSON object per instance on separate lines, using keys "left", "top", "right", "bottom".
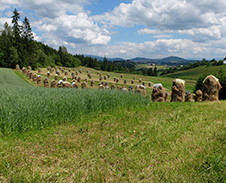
{"left": 0, "top": 67, "right": 226, "bottom": 182}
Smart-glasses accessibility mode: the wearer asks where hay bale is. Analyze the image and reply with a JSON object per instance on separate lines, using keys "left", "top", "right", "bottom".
{"left": 29, "top": 72, "right": 33, "bottom": 79}
{"left": 124, "top": 79, "right": 127, "bottom": 85}
{"left": 195, "top": 90, "right": 203, "bottom": 102}
{"left": 116, "top": 78, "right": 119, "bottom": 83}
{"left": 81, "top": 81, "right": 87, "bottom": 89}
{"left": 55, "top": 74, "right": 58, "bottom": 81}
{"left": 108, "top": 74, "right": 111, "bottom": 78}
{"left": 43, "top": 78, "right": 49, "bottom": 88}
{"left": 202, "top": 75, "right": 222, "bottom": 101}
{"left": 104, "top": 76, "right": 107, "bottom": 80}
{"left": 16, "top": 64, "right": 20, "bottom": 70}
{"left": 65, "top": 71, "right": 68, "bottom": 76}
{"left": 139, "top": 79, "right": 142, "bottom": 83}
{"left": 62, "top": 81, "right": 71, "bottom": 88}
{"left": 131, "top": 80, "right": 134, "bottom": 84}
{"left": 75, "top": 71, "right": 78, "bottom": 75}
{"left": 148, "top": 82, "right": 152, "bottom": 87}
{"left": 56, "top": 70, "right": 60, "bottom": 76}
{"left": 170, "top": 79, "right": 185, "bottom": 102}
{"left": 133, "top": 76, "right": 135, "bottom": 80}
{"left": 50, "top": 68, "right": 54, "bottom": 73}
{"left": 51, "top": 79, "right": 57, "bottom": 88}
{"left": 38, "top": 67, "right": 42, "bottom": 73}
{"left": 63, "top": 76, "right": 67, "bottom": 81}
{"left": 111, "top": 84, "right": 116, "bottom": 89}
{"left": 136, "top": 84, "right": 147, "bottom": 96}
{"left": 79, "top": 68, "right": 82, "bottom": 74}
{"left": 88, "top": 73, "right": 92, "bottom": 79}
{"left": 151, "top": 83, "right": 165, "bottom": 102}
{"left": 47, "top": 71, "right": 51, "bottom": 78}
{"left": 37, "top": 75, "right": 42, "bottom": 85}
{"left": 97, "top": 71, "right": 100, "bottom": 75}
{"left": 32, "top": 73, "right": 37, "bottom": 82}
{"left": 77, "top": 77, "right": 81, "bottom": 83}
{"left": 121, "top": 74, "right": 123, "bottom": 78}
{"left": 57, "top": 80, "right": 63, "bottom": 88}
{"left": 68, "top": 68, "right": 71, "bottom": 72}
{"left": 22, "top": 67, "right": 27, "bottom": 74}
{"left": 71, "top": 81, "right": 79, "bottom": 88}
{"left": 185, "top": 92, "right": 193, "bottom": 102}
{"left": 28, "top": 66, "right": 32, "bottom": 70}
{"left": 99, "top": 76, "right": 103, "bottom": 81}
{"left": 91, "top": 80, "right": 95, "bottom": 87}
{"left": 142, "top": 81, "right": 145, "bottom": 86}
{"left": 73, "top": 68, "right": 76, "bottom": 71}
{"left": 47, "top": 66, "right": 51, "bottom": 71}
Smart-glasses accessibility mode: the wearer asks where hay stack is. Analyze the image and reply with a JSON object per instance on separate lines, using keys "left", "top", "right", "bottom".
{"left": 114, "top": 77, "right": 116, "bottom": 82}
{"left": 111, "top": 84, "right": 116, "bottom": 89}
{"left": 99, "top": 76, "right": 103, "bottom": 81}
{"left": 65, "top": 71, "right": 68, "bottom": 76}
{"left": 202, "top": 75, "right": 222, "bottom": 101}
{"left": 79, "top": 68, "right": 82, "bottom": 74}
{"left": 185, "top": 92, "right": 193, "bottom": 102}
{"left": 142, "top": 81, "right": 145, "bottom": 86}
{"left": 116, "top": 78, "right": 119, "bottom": 83}
{"left": 69, "top": 68, "right": 71, "bottom": 72}
{"left": 104, "top": 76, "right": 107, "bottom": 80}
{"left": 133, "top": 76, "right": 135, "bottom": 80}
{"left": 195, "top": 90, "right": 203, "bottom": 102}
{"left": 75, "top": 71, "right": 78, "bottom": 75}
{"left": 22, "top": 67, "right": 27, "bottom": 74}
{"left": 73, "top": 68, "right": 76, "bottom": 71}
{"left": 81, "top": 81, "right": 87, "bottom": 89}
{"left": 43, "top": 78, "right": 49, "bottom": 88}
{"left": 97, "top": 71, "right": 100, "bottom": 75}
{"left": 47, "top": 66, "right": 51, "bottom": 71}
{"left": 117, "top": 85, "right": 122, "bottom": 90}
{"left": 91, "top": 80, "right": 95, "bottom": 87}
{"left": 37, "top": 75, "right": 42, "bottom": 85}
{"left": 28, "top": 66, "right": 32, "bottom": 70}
{"left": 88, "top": 73, "right": 92, "bottom": 79}
{"left": 77, "top": 77, "right": 81, "bottom": 83}
{"left": 50, "top": 68, "right": 54, "bottom": 73}
{"left": 47, "top": 71, "right": 51, "bottom": 78}
{"left": 62, "top": 81, "right": 71, "bottom": 88}
{"left": 165, "top": 92, "right": 168, "bottom": 102}
{"left": 57, "top": 80, "right": 63, "bottom": 88}
{"left": 131, "top": 80, "right": 134, "bottom": 84}
{"left": 121, "top": 74, "right": 123, "bottom": 78}
{"left": 63, "top": 76, "right": 67, "bottom": 81}
{"left": 124, "top": 79, "right": 127, "bottom": 85}
{"left": 26, "top": 70, "right": 30, "bottom": 77}
{"left": 108, "top": 74, "right": 111, "bottom": 78}
{"left": 148, "top": 82, "right": 152, "bottom": 87}
{"left": 122, "top": 86, "right": 128, "bottom": 92}
{"left": 38, "top": 67, "right": 42, "bottom": 73}
{"left": 171, "top": 79, "right": 185, "bottom": 102}
{"left": 64, "top": 67, "right": 66, "bottom": 70}
{"left": 135, "top": 85, "right": 146, "bottom": 96}
{"left": 16, "top": 64, "right": 20, "bottom": 70}
{"left": 151, "top": 83, "right": 165, "bottom": 102}
{"left": 55, "top": 74, "right": 58, "bottom": 81}
{"left": 32, "top": 73, "right": 37, "bottom": 82}
{"left": 29, "top": 72, "right": 33, "bottom": 79}
{"left": 71, "top": 80, "right": 79, "bottom": 88}
{"left": 56, "top": 70, "right": 60, "bottom": 76}
{"left": 139, "top": 79, "right": 142, "bottom": 83}
{"left": 51, "top": 80, "right": 57, "bottom": 88}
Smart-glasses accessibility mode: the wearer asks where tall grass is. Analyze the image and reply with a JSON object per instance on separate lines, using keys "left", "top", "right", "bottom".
{"left": 0, "top": 68, "right": 149, "bottom": 135}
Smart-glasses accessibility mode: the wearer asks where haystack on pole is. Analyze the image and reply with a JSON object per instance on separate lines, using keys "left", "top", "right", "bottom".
{"left": 68, "top": 68, "right": 71, "bottom": 72}
{"left": 185, "top": 92, "right": 193, "bottom": 102}
{"left": 64, "top": 67, "right": 66, "bottom": 70}
{"left": 91, "top": 80, "right": 95, "bottom": 87}
{"left": 105, "top": 82, "right": 110, "bottom": 89}
{"left": 195, "top": 90, "right": 203, "bottom": 102}
{"left": 148, "top": 82, "right": 152, "bottom": 87}
{"left": 121, "top": 74, "right": 123, "bottom": 78}
{"left": 63, "top": 76, "right": 67, "bottom": 81}
{"left": 71, "top": 80, "right": 79, "bottom": 88}
{"left": 55, "top": 74, "right": 58, "bottom": 81}
{"left": 62, "top": 81, "right": 71, "bottom": 88}
{"left": 104, "top": 76, "right": 107, "bottom": 80}
{"left": 16, "top": 64, "right": 20, "bottom": 70}
{"left": 88, "top": 73, "right": 92, "bottom": 79}
{"left": 151, "top": 83, "right": 166, "bottom": 102}
{"left": 81, "top": 81, "right": 87, "bottom": 89}
{"left": 122, "top": 86, "right": 128, "bottom": 92}
{"left": 43, "top": 77, "right": 49, "bottom": 88}
{"left": 170, "top": 79, "right": 185, "bottom": 102}
{"left": 99, "top": 76, "right": 103, "bottom": 81}
{"left": 111, "top": 84, "right": 116, "bottom": 89}
{"left": 78, "top": 77, "right": 81, "bottom": 83}
{"left": 28, "top": 66, "right": 32, "bottom": 70}
{"left": 114, "top": 77, "right": 116, "bottom": 82}
{"left": 38, "top": 67, "right": 42, "bottom": 73}
{"left": 51, "top": 79, "right": 57, "bottom": 88}
{"left": 142, "top": 81, "right": 145, "bottom": 86}
{"left": 32, "top": 73, "right": 37, "bottom": 82}
{"left": 71, "top": 72, "right": 75, "bottom": 77}
{"left": 73, "top": 68, "right": 76, "bottom": 71}
{"left": 116, "top": 78, "right": 119, "bottom": 83}
{"left": 117, "top": 85, "right": 122, "bottom": 90}
{"left": 29, "top": 71, "right": 33, "bottom": 79}
{"left": 139, "top": 79, "right": 142, "bottom": 83}
{"left": 47, "top": 71, "right": 51, "bottom": 78}
{"left": 50, "top": 68, "right": 54, "bottom": 73}
{"left": 131, "top": 80, "right": 134, "bottom": 84}
{"left": 57, "top": 80, "right": 63, "bottom": 88}
{"left": 97, "top": 71, "right": 100, "bottom": 75}
{"left": 37, "top": 75, "right": 42, "bottom": 85}
{"left": 136, "top": 84, "right": 146, "bottom": 96}
{"left": 47, "top": 66, "right": 50, "bottom": 71}
{"left": 133, "top": 76, "right": 135, "bottom": 80}
{"left": 84, "top": 78, "right": 88, "bottom": 83}
{"left": 22, "top": 67, "right": 27, "bottom": 74}
{"left": 26, "top": 70, "right": 30, "bottom": 77}
{"left": 56, "top": 70, "right": 60, "bottom": 76}
{"left": 202, "top": 75, "right": 222, "bottom": 101}
{"left": 65, "top": 71, "right": 68, "bottom": 76}
{"left": 124, "top": 79, "right": 127, "bottom": 85}
{"left": 108, "top": 73, "right": 111, "bottom": 78}
{"left": 79, "top": 68, "right": 82, "bottom": 74}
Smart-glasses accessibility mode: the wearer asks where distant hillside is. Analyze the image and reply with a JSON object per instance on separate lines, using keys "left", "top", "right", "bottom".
{"left": 85, "top": 55, "right": 197, "bottom": 65}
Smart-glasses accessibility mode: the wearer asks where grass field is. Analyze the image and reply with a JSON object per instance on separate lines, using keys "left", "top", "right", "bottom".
{"left": 1, "top": 67, "right": 226, "bottom": 182}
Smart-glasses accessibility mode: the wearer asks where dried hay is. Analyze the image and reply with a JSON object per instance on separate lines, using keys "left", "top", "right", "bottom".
{"left": 77, "top": 77, "right": 81, "bottom": 83}
{"left": 73, "top": 68, "right": 76, "bottom": 71}
{"left": 43, "top": 78, "right": 49, "bottom": 88}
{"left": 57, "top": 80, "right": 63, "bottom": 88}
{"left": 56, "top": 70, "right": 60, "bottom": 76}
{"left": 28, "top": 66, "right": 32, "bottom": 70}
{"left": 71, "top": 81, "right": 79, "bottom": 88}
{"left": 91, "top": 80, "right": 95, "bottom": 87}
{"left": 121, "top": 74, "right": 123, "bottom": 78}
{"left": 104, "top": 76, "right": 107, "bottom": 80}
{"left": 81, "top": 81, "right": 87, "bottom": 89}
{"left": 29, "top": 72, "right": 33, "bottom": 79}
{"left": 122, "top": 86, "right": 128, "bottom": 92}
{"left": 22, "top": 67, "right": 27, "bottom": 74}
{"left": 55, "top": 74, "right": 58, "bottom": 81}
{"left": 75, "top": 71, "right": 78, "bottom": 75}
{"left": 65, "top": 71, "right": 68, "bottom": 76}
{"left": 108, "top": 74, "right": 111, "bottom": 78}
{"left": 185, "top": 92, "right": 193, "bottom": 102}
{"left": 62, "top": 81, "right": 71, "bottom": 88}
{"left": 124, "top": 79, "right": 127, "bottom": 84}
{"left": 63, "top": 76, "right": 67, "bottom": 81}
{"left": 202, "top": 75, "right": 222, "bottom": 101}
{"left": 88, "top": 73, "right": 92, "bottom": 79}
{"left": 26, "top": 70, "right": 30, "bottom": 77}
{"left": 139, "top": 79, "right": 142, "bottom": 83}
{"left": 69, "top": 68, "right": 71, "bottom": 72}
{"left": 38, "top": 67, "right": 42, "bottom": 73}
{"left": 99, "top": 76, "right": 103, "bottom": 81}
{"left": 47, "top": 72, "right": 51, "bottom": 78}
{"left": 148, "top": 82, "right": 152, "bottom": 87}
{"left": 97, "top": 71, "right": 100, "bottom": 75}
{"left": 79, "top": 68, "right": 82, "bottom": 74}
{"left": 51, "top": 80, "right": 57, "bottom": 88}
{"left": 116, "top": 78, "right": 119, "bottom": 83}
{"left": 142, "top": 81, "right": 145, "bottom": 86}
{"left": 50, "top": 68, "right": 54, "bottom": 73}
{"left": 131, "top": 80, "right": 134, "bottom": 84}
{"left": 133, "top": 76, "right": 135, "bottom": 80}
{"left": 111, "top": 84, "right": 116, "bottom": 89}
{"left": 117, "top": 85, "right": 122, "bottom": 90}
{"left": 165, "top": 92, "right": 168, "bottom": 102}
{"left": 32, "top": 73, "right": 37, "bottom": 82}
{"left": 152, "top": 84, "right": 165, "bottom": 102}
{"left": 195, "top": 90, "right": 202, "bottom": 102}
{"left": 16, "top": 64, "right": 20, "bottom": 70}
{"left": 170, "top": 79, "right": 185, "bottom": 102}
{"left": 37, "top": 75, "right": 42, "bottom": 85}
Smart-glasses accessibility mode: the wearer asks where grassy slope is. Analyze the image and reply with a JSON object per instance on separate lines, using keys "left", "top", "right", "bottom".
{"left": 164, "top": 65, "right": 226, "bottom": 80}
{"left": 0, "top": 101, "right": 226, "bottom": 182}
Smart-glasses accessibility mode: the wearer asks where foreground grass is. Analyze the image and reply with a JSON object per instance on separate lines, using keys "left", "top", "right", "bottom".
{"left": 0, "top": 101, "right": 226, "bottom": 182}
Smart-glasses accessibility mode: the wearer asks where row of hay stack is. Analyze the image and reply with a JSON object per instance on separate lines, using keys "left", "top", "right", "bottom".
{"left": 152, "top": 75, "right": 222, "bottom": 102}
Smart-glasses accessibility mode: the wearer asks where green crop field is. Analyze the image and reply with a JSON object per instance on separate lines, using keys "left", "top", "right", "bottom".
{"left": 0, "top": 67, "right": 226, "bottom": 182}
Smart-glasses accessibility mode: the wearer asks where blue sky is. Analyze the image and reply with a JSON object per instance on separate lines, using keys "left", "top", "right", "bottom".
{"left": 1, "top": 0, "right": 226, "bottom": 60}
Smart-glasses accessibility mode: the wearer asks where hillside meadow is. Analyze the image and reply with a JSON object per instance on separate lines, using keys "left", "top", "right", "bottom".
{"left": 0, "top": 67, "right": 226, "bottom": 182}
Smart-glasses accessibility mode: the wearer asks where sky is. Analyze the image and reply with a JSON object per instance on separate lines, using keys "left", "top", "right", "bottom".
{"left": 1, "top": 0, "right": 226, "bottom": 60}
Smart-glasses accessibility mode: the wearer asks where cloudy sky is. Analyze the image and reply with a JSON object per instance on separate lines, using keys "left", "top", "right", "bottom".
{"left": 1, "top": 0, "right": 226, "bottom": 60}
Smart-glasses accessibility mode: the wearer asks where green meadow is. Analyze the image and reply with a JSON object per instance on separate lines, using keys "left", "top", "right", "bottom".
{"left": 0, "top": 67, "right": 226, "bottom": 182}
